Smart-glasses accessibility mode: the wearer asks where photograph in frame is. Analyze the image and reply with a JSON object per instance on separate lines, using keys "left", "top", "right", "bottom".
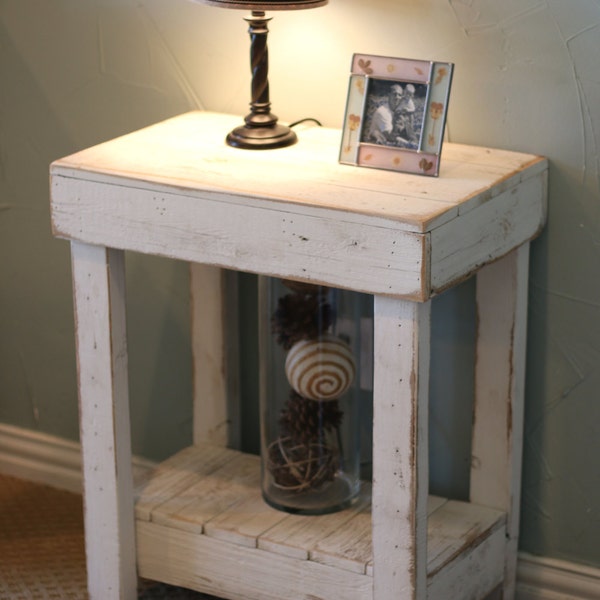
{"left": 339, "top": 54, "right": 454, "bottom": 176}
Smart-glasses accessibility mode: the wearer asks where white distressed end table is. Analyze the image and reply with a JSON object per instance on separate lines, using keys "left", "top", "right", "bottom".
{"left": 50, "top": 111, "right": 547, "bottom": 600}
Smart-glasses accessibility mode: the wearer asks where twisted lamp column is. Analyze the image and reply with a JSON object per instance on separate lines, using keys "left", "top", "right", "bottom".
{"left": 197, "top": 0, "right": 328, "bottom": 149}
{"left": 227, "top": 11, "right": 297, "bottom": 149}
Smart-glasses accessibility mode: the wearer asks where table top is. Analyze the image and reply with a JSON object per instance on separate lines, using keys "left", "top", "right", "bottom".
{"left": 50, "top": 111, "right": 547, "bottom": 299}
{"left": 51, "top": 111, "right": 546, "bottom": 234}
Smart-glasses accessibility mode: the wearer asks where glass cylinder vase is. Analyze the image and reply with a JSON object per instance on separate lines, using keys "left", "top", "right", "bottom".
{"left": 259, "top": 276, "right": 363, "bottom": 515}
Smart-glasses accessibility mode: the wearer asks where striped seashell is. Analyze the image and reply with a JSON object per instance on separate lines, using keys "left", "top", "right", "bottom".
{"left": 285, "top": 334, "right": 356, "bottom": 401}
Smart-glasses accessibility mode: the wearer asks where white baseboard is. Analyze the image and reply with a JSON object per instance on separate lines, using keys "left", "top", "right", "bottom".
{"left": 0, "top": 422, "right": 155, "bottom": 494}
{"left": 1, "top": 423, "right": 598, "bottom": 599}
{"left": 516, "top": 553, "right": 600, "bottom": 599}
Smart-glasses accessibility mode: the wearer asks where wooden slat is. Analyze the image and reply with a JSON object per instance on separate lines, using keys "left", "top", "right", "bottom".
{"left": 137, "top": 520, "right": 373, "bottom": 600}
{"left": 136, "top": 489, "right": 507, "bottom": 600}
{"left": 427, "top": 500, "right": 506, "bottom": 577}
{"left": 151, "top": 453, "right": 260, "bottom": 534}
{"left": 134, "top": 443, "right": 237, "bottom": 522}
{"left": 310, "top": 504, "right": 373, "bottom": 574}
{"left": 427, "top": 495, "right": 449, "bottom": 515}
{"left": 322, "top": 498, "right": 450, "bottom": 577}
{"left": 134, "top": 445, "right": 506, "bottom": 589}
{"left": 51, "top": 175, "right": 430, "bottom": 300}
{"left": 258, "top": 484, "right": 372, "bottom": 561}
{"left": 71, "top": 242, "right": 137, "bottom": 600}
{"left": 204, "top": 491, "right": 287, "bottom": 548}
{"left": 430, "top": 171, "right": 546, "bottom": 294}
{"left": 427, "top": 526, "right": 506, "bottom": 600}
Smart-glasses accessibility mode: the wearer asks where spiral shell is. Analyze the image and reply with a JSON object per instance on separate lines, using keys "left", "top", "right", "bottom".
{"left": 285, "top": 335, "right": 356, "bottom": 401}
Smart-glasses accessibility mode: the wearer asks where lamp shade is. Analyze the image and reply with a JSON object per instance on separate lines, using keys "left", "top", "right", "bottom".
{"left": 197, "top": 0, "right": 328, "bottom": 9}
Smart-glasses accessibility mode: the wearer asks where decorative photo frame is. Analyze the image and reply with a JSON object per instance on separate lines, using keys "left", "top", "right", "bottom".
{"left": 339, "top": 54, "right": 454, "bottom": 177}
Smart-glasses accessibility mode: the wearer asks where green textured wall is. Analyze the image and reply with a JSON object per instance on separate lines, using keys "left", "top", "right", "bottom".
{"left": 1, "top": 0, "right": 598, "bottom": 569}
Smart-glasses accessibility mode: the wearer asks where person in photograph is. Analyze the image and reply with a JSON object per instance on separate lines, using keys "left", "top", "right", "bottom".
{"left": 366, "top": 83, "right": 404, "bottom": 144}
{"left": 398, "top": 83, "right": 416, "bottom": 117}
{"left": 392, "top": 85, "right": 419, "bottom": 147}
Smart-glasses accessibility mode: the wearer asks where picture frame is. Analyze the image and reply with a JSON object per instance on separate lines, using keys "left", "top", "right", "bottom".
{"left": 339, "top": 54, "right": 454, "bottom": 177}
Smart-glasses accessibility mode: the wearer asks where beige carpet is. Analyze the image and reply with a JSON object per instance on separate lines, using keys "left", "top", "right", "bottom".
{"left": 0, "top": 473, "right": 220, "bottom": 599}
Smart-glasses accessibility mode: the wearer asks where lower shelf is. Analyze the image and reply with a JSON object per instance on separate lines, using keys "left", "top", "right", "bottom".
{"left": 135, "top": 443, "right": 507, "bottom": 600}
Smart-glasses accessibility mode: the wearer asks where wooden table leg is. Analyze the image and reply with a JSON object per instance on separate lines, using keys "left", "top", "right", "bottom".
{"left": 372, "top": 296, "right": 431, "bottom": 599}
{"left": 470, "top": 245, "right": 530, "bottom": 598}
{"left": 190, "top": 263, "right": 240, "bottom": 449}
{"left": 71, "top": 242, "right": 137, "bottom": 600}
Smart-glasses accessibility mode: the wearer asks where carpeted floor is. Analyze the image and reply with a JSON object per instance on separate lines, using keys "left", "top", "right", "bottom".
{"left": 0, "top": 473, "right": 220, "bottom": 599}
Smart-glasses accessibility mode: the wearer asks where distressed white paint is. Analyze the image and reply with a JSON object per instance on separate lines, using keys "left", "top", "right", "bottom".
{"left": 258, "top": 485, "right": 372, "bottom": 561}
{"left": 51, "top": 111, "right": 546, "bottom": 302}
{"left": 471, "top": 245, "right": 531, "bottom": 598}
{"left": 3, "top": 424, "right": 598, "bottom": 599}
{"left": 1, "top": 0, "right": 596, "bottom": 575}
{"left": 190, "top": 264, "right": 240, "bottom": 448}
{"left": 51, "top": 169, "right": 429, "bottom": 299}
{"left": 430, "top": 173, "right": 546, "bottom": 293}
{"left": 134, "top": 443, "right": 235, "bottom": 522}
{"left": 70, "top": 242, "right": 137, "bottom": 599}
{"left": 134, "top": 445, "right": 508, "bottom": 599}
{"left": 372, "top": 297, "right": 431, "bottom": 598}
{"left": 52, "top": 113, "right": 546, "bottom": 599}
{"left": 137, "top": 520, "right": 374, "bottom": 600}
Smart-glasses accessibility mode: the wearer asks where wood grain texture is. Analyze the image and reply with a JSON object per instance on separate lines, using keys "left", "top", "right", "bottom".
{"left": 203, "top": 491, "right": 287, "bottom": 548}
{"left": 137, "top": 520, "right": 374, "bottom": 600}
{"left": 70, "top": 242, "right": 136, "bottom": 600}
{"left": 50, "top": 112, "right": 545, "bottom": 234}
{"left": 430, "top": 172, "right": 546, "bottom": 294}
{"left": 134, "top": 445, "right": 507, "bottom": 600}
{"left": 151, "top": 453, "right": 260, "bottom": 534}
{"left": 372, "top": 297, "right": 431, "bottom": 599}
{"left": 258, "top": 484, "right": 372, "bottom": 561}
{"left": 50, "top": 111, "right": 548, "bottom": 301}
{"left": 134, "top": 444, "right": 237, "bottom": 522}
{"left": 310, "top": 504, "right": 373, "bottom": 574}
{"left": 471, "top": 245, "right": 531, "bottom": 598}
{"left": 54, "top": 112, "right": 548, "bottom": 600}
{"left": 190, "top": 264, "right": 240, "bottom": 448}
{"left": 51, "top": 175, "right": 430, "bottom": 299}
{"left": 427, "top": 501, "right": 506, "bottom": 577}
{"left": 427, "top": 526, "right": 506, "bottom": 600}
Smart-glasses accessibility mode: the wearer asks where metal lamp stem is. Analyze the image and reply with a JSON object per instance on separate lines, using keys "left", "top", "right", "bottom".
{"left": 226, "top": 11, "right": 297, "bottom": 149}
{"left": 247, "top": 12, "right": 271, "bottom": 122}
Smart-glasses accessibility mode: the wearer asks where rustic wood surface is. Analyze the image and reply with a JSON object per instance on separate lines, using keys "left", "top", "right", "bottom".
{"left": 135, "top": 444, "right": 507, "bottom": 600}
{"left": 51, "top": 111, "right": 547, "bottom": 301}
{"left": 50, "top": 112, "right": 546, "bottom": 233}
{"left": 190, "top": 264, "right": 240, "bottom": 449}
{"left": 471, "top": 246, "right": 531, "bottom": 598}
{"left": 52, "top": 111, "right": 548, "bottom": 599}
{"left": 372, "top": 298, "right": 431, "bottom": 598}
{"left": 70, "top": 243, "right": 137, "bottom": 599}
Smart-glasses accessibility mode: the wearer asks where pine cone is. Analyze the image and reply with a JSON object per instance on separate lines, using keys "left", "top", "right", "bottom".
{"left": 281, "top": 279, "right": 324, "bottom": 295}
{"left": 278, "top": 391, "right": 343, "bottom": 445}
{"left": 271, "top": 293, "right": 334, "bottom": 350}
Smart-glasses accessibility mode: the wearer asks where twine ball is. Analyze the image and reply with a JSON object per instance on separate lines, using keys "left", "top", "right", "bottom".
{"left": 285, "top": 334, "right": 356, "bottom": 401}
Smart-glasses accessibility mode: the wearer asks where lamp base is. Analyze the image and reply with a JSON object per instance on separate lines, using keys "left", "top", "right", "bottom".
{"left": 226, "top": 122, "right": 297, "bottom": 150}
